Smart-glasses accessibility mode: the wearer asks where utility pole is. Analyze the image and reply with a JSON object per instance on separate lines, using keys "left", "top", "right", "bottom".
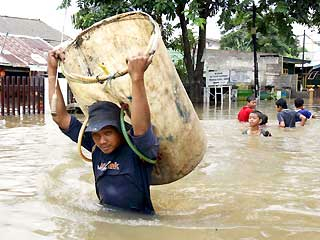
{"left": 252, "top": 3, "right": 259, "bottom": 99}
{"left": 301, "top": 30, "right": 306, "bottom": 90}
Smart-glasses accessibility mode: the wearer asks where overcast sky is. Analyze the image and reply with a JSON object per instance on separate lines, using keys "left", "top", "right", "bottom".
{"left": 0, "top": 0, "right": 80, "bottom": 37}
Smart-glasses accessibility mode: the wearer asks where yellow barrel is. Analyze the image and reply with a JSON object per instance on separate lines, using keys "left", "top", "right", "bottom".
{"left": 61, "top": 11, "right": 207, "bottom": 185}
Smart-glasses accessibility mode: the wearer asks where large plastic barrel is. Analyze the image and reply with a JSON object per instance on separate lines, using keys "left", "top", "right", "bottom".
{"left": 61, "top": 11, "right": 207, "bottom": 185}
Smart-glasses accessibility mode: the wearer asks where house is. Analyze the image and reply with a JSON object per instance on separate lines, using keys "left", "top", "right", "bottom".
{"left": 206, "top": 38, "right": 220, "bottom": 49}
{"left": 202, "top": 49, "right": 311, "bottom": 101}
{"left": 0, "top": 15, "right": 70, "bottom": 46}
{"left": 0, "top": 15, "right": 72, "bottom": 116}
{"left": 0, "top": 15, "right": 72, "bottom": 77}
{"left": 0, "top": 33, "right": 53, "bottom": 115}
{"left": 0, "top": 33, "right": 52, "bottom": 73}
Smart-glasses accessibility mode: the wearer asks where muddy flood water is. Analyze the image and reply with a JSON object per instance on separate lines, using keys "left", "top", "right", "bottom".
{"left": 0, "top": 98, "right": 319, "bottom": 240}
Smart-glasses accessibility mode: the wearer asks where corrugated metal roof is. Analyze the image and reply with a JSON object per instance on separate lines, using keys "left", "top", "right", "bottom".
{"left": 0, "top": 15, "right": 71, "bottom": 46}
{"left": 0, "top": 33, "right": 52, "bottom": 68}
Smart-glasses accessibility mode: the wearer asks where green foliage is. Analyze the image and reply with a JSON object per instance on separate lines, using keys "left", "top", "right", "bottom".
{"left": 174, "top": 55, "right": 188, "bottom": 83}
{"left": 168, "top": 29, "right": 197, "bottom": 83}
{"left": 184, "top": 1, "right": 206, "bottom": 29}
{"left": 70, "top": 0, "right": 133, "bottom": 29}
{"left": 220, "top": 30, "right": 251, "bottom": 51}
{"left": 274, "top": 1, "right": 288, "bottom": 14}
{"left": 58, "top": 0, "right": 71, "bottom": 9}
{"left": 219, "top": 0, "right": 306, "bottom": 57}
{"left": 168, "top": 29, "right": 197, "bottom": 53}
{"left": 266, "top": 0, "right": 320, "bottom": 29}
{"left": 221, "top": 26, "right": 300, "bottom": 57}
{"left": 64, "top": 0, "right": 177, "bottom": 30}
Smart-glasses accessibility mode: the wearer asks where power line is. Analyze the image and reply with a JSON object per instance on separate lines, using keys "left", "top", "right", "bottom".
{"left": 297, "top": 34, "right": 320, "bottom": 46}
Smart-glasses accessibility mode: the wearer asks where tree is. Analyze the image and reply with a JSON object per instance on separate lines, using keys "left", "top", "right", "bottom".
{"left": 168, "top": 29, "right": 198, "bottom": 87}
{"left": 59, "top": 0, "right": 228, "bottom": 103}
{"left": 220, "top": 29, "right": 252, "bottom": 51}
{"left": 220, "top": 18, "right": 300, "bottom": 57}
{"left": 219, "top": 0, "right": 320, "bottom": 56}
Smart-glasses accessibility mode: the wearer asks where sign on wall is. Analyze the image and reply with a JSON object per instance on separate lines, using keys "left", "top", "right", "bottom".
{"left": 230, "top": 70, "right": 252, "bottom": 84}
{"left": 206, "top": 69, "right": 230, "bottom": 87}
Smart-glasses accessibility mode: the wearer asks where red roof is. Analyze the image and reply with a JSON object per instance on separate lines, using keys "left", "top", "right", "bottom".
{"left": 0, "top": 33, "right": 52, "bottom": 68}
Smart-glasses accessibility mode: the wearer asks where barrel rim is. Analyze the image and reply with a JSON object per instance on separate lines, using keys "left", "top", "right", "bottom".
{"left": 67, "top": 11, "right": 153, "bottom": 51}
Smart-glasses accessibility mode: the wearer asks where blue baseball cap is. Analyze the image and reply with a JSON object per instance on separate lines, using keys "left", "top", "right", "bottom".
{"left": 85, "top": 101, "right": 130, "bottom": 133}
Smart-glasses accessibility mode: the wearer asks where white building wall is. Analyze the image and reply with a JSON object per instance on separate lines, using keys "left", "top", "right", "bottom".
{"left": 203, "top": 49, "right": 283, "bottom": 87}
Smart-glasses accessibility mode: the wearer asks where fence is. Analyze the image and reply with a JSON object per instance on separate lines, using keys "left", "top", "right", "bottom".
{"left": 0, "top": 75, "right": 45, "bottom": 116}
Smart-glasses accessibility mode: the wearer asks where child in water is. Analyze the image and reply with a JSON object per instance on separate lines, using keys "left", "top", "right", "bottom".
{"left": 276, "top": 98, "right": 306, "bottom": 128}
{"left": 238, "top": 96, "right": 257, "bottom": 122}
{"left": 294, "top": 97, "right": 315, "bottom": 121}
{"left": 243, "top": 110, "right": 272, "bottom": 137}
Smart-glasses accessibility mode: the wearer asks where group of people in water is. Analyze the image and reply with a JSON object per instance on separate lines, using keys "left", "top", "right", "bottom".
{"left": 238, "top": 95, "right": 315, "bottom": 137}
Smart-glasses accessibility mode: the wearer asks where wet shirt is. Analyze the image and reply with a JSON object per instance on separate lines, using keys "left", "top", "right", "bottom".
{"left": 277, "top": 109, "right": 301, "bottom": 128}
{"left": 242, "top": 128, "right": 272, "bottom": 137}
{"left": 238, "top": 106, "right": 253, "bottom": 122}
{"left": 295, "top": 109, "right": 312, "bottom": 121}
{"left": 61, "top": 116, "right": 159, "bottom": 214}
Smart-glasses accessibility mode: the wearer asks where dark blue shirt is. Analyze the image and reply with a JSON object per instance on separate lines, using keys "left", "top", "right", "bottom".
{"left": 61, "top": 116, "right": 159, "bottom": 214}
{"left": 296, "top": 109, "right": 312, "bottom": 121}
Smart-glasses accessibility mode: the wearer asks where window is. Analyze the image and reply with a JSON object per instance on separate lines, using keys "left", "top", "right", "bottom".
{"left": 283, "top": 68, "right": 288, "bottom": 74}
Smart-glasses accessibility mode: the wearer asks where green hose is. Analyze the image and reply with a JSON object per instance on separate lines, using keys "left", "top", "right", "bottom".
{"left": 120, "top": 109, "right": 157, "bottom": 164}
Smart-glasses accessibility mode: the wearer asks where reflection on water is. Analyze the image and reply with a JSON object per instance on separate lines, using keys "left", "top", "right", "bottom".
{"left": 0, "top": 99, "right": 320, "bottom": 240}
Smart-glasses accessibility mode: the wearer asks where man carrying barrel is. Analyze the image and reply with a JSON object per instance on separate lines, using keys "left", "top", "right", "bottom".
{"left": 47, "top": 49, "right": 159, "bottom": 214}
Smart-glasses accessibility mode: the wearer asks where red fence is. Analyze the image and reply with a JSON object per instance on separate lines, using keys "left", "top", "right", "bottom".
{"left": 0, "top": 75, "right": 45, "bottom": 116}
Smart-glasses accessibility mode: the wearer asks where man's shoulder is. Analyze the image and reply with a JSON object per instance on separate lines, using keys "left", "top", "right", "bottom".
{"left": 299, "top": 109, "right": 312, "bottom": 114}
{"left": 245, "top": 106, "right": 253, "bottom": 111}
{"left": 282, "top": 109, "right": 295, "bottom": 114}
{"left": 238, "top": 106, "right": 252, "bottom": 115}
{"left": 60, "top": 115, "right": 80, "bottom": 133}
{"left": 240, "top": 105, "right": 251, "bottom": 111}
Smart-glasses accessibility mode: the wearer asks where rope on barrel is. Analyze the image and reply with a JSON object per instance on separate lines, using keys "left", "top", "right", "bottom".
{"left": 77, "top": 115, "right": 92, "bottom": 162}
{"left": 61, "top": 12, "right": 160, "bottom": 85}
